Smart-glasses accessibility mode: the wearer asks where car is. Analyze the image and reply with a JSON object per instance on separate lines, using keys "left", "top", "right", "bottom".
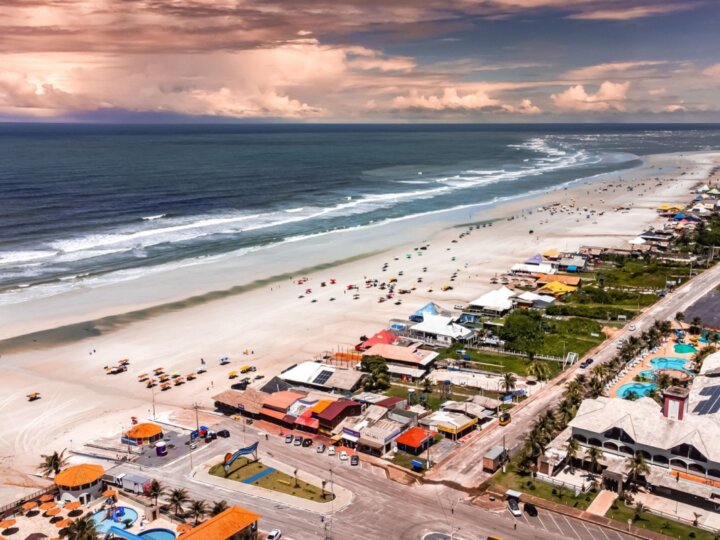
{"left": 231, "top": 382, "right": 248, "bottom": 391}
{"left": 508, "top": 498, "right": 522, "bottom": 517}
{"left": 250, "top": 366, "right": 257, "bottom": 372}
{"left": 302, "top": 438, "right": 313, "bottom": 447}
{"left": 254, "top": 374, "right": 265, "bottom": 380}
{"left": 524, "top": 502, "right": 538, "bottom": 517}
{"left": 498, "top": 412, "right": 511, "bottom": 426}
{"left": 293, "top": 436, "right": 302, "bottom": 446}
{"left": 316, "top": 444, "right": 326, "bottom": 453}
{"left": 328, "top": 446, "right": 336, "bottom": 456}
{"left": 267, "top": 529, "right": 282, "bottom": 540}
{"left": 285, "top": 434, "right": 293, "bottom": 444}
{"left": 350, "top": 455, "right": 359, "bottom": 466}
{"left": 339, "top": 451, "right": 348, "bottom": 461}
{"left": 629, "top": 324, "right": 637, "bottom": 331}
{"left": 217, "top": 429, "right": 230, "bottom": 438}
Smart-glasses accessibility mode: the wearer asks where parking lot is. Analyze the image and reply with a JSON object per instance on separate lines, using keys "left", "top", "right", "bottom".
{"left": 509, "top": 507, "right": 635, "bottom": 540}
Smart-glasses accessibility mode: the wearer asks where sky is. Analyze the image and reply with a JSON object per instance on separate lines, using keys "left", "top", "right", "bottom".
{"left": 1, "top": 0, "right": 719, "bottom": 122}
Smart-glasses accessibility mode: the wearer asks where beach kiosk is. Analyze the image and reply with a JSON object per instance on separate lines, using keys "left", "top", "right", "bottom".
{"left": 55, "top": 464, "right": 105, "bottom": 504}
{"left": 121, "top": 422, "right": 163, "bottom": 446}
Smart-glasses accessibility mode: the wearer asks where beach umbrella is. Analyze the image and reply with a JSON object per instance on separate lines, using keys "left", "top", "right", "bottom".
{"left": 39, "top": 494, "right": 54, "bottom": 503}
{"left": 22, "top": 501, "right": 38, "bottom": 511}
{"left": 64, "top": 502, "right": 81, "bottom": 511}
{"left": 45, "top": 508, "right": 61, "bottom": 517}
{"left": 0, "top": 519, "right": 16, "bottom": 529}
{"left": 55, "top": 518, "right": 72, "bottom": 528}
{"left": 24, "top": 534, "right": 49, "bottom": 540}
{"left": 102, "top": 488, "right": 116, "bottom": 498}
{"left": 39, "top": 502, "right": 56, "bottom": 511}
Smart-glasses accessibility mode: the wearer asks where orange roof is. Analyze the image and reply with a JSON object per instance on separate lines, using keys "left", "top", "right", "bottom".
{"left": 395, "top": 427, "right": 433, "bottom": 448}
{"left": 181, "top": 506, "right": 260, "bottom": 540}
{"left": 54, "top": 464, "right": 104, "bottom": 488}
{"left": 362, "top": 343, "right": 436, "bottom": 365}
{"left": 259, "top": 407, "right": 288, "bottom": 421}
{"left": 310, "top": 400, "right": 334, "bottom": 414}
{"left": 125, "top": 422, "right": 163, "bottom": 439}
{"left": 535, "top": 273, "right": 581, "bottom": 286}
{"left": 262, "top": 390, "right": 305, "bottom": 411}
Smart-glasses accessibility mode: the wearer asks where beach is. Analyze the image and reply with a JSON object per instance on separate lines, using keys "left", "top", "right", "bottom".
{"left": 0, "top": 150, "right": 718, "bottom": 504}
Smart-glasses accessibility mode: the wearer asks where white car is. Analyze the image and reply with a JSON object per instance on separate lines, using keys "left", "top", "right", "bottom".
{"left": 328, "top": 446, "right": 336, "bottom": 456}
{"left": 267, "top": 530, "right": 282, "bottom": 540}
{"left": 339, "top": 450, "right": 349, "bottom": 461}
{"left": 629, "top": 324, "right": 637, "bottom": 331}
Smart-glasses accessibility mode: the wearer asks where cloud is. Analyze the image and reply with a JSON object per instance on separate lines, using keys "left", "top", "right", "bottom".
{"left": 551, "top": 81, "right": 630, "bottom": 111}
{"left": 703, "top": 64, "right": 720, "bottom": 78}
{"left": 564, "top": 61, "right": 667, "bottom": 80}
{"left": 664, "top": 104, "right": 686, "bottom": 113}
{"left": 386, "top": 88, "right": 541, "bottom": 114}
{"left": 567, "top": 3, "right": 691, "bottom": 20}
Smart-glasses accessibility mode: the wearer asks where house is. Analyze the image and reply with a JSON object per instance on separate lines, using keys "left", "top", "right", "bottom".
{"left": 420, "top": 410, "right": 478, "bottom": 440}
{"left": 395, "top": 427, "right": 435, "bottom": 455}
{"left": 362, "top": 342, "right": 438, "bottom": 380}
{"left": 259, "top": 390, "right": 306, "bottom": 426}
{"left": 279, "top": 361, "right": 364, "bottom": 393}
{"left": 181, "top": 506, "right": 260, "bottom": 540}
{"left": 317, "top": 399, "right": 362, "bottom": 435}
{"left": 213, "top": 388, "right": 267, "bottom": 417}
{"left": 55, "top": 464, "right": 105, "bottom": 504}
{"left": 410, "top": 314, "right": 473, "bottom": 345}
{"left": 355, "top": 329, "right": 397, "bottom": 351}
{"left": 358, "top": 419, "right": 407, "bottom": 456}
{"left": 535, "top": 273, "right": 581, "bottom": 287}
{"left": 121, "top": 423, "right": 163, "bottom": 446}
{"left": 468, "top": 286, "right": 515, "bottom": 315}
{"left": 510, "top": 262, "right": 556, "bottom": 275}
{"left": 558, "top": 256, "right": 586, "bottom": 272}
{"left": 512, "top": 291, "right": 556, "bottom": 309}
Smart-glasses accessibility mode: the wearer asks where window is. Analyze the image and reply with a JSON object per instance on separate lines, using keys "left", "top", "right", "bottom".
{"left": 574, "top": 434, "right": 587, "bottom": 444}
{"left": 670, "top": 443, "right": 708, "bottom": 463}
{"left": 604, "top": 441, "right": 619, "bottom": 452}
{"left": 708, "top": 469, "right": 720, "bottom": 479}
{"left": 603, "top": 427, "right": 635, "bottom": 444}
{"left": 589, "top": 438, "right": 602, "bottom": 447}
{"left": 653, "top": 454, "right": 669, "bottom": 465}
{"left": 619, "top": 445, "right": 633, "bottom": 455}
{"left": 636, "top": 450, "right": 651, "bottom": 460}
{"left": 689, "top": 463, "right": 706, "bottom": 475}
{"left": 670, "top": 458, "right": 688, "bottom": 470}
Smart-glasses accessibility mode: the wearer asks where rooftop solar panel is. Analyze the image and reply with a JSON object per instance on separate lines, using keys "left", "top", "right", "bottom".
{"left": 313, "top": 370, "right": 333, "bottom": 385}
{"left": 693, "top": 385, "right": 720, "bottom": 415}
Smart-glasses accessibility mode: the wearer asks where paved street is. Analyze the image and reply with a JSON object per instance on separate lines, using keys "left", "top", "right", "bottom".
{"left": 427, "top": 262, "right": 720, "bottom": 488}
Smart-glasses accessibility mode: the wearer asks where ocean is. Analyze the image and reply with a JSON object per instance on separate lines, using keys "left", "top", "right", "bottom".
{"left": 1, "top": 123, "right": 720, "bottom": 304}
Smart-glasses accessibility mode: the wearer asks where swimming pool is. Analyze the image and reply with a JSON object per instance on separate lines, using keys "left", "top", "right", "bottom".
{"left": 638, "top": 357, "right": 692, "bottom": 380}
{"left": 91, "top": 506, "right": 139, "bottom": 533}
{"left": 139, "top": 528, "right": 176, "bottom": 540}
{"left": 674, "top": 343, "right": 696, "bottom": 354}
{"left": 617, "top": 382, "right": 656, "bottom": 399}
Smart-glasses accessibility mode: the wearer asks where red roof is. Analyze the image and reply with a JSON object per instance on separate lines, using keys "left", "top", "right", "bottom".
{"left": 317, "top": 400, "right": 360, "bottom": 422}
{"left": 294, "top": 410, "right": 320, "bottom": 430}
{"left": 376, "top": 396, "right": 405, "bottom": 409}
{"left": 356, "top": 330, "right": 397, "bottom": 351}
{"left": 396, "top": 427, "right": 433, "bottom": 448}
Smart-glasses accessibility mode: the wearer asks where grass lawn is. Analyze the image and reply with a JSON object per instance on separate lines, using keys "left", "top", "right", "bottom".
{"left": 491, "top": 459, "right": 598, "bottom": 511}
{"left": 594, "top": 260, "right": 694, "bottom": 289}
{"left": 438, "top": 346, "right": 564, "bottom": 378}
{"left": 540, "top": 317, "right": 605, "bottom": 358}
{"left": 390, "top": 451, "right": 427, "bottom": 471}
{"left": 385, "top": 382, "right": 509, "bottom": 410}
{"left": 606, "top": 501, "right": 715, "bottom": 540}
{"left": 209, "top": 458, "right": 332, "bottom": 502}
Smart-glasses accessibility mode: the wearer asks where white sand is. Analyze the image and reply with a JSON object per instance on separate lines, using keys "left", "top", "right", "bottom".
{"left": 0, "top": 151, "right": 718, "bottom": 503}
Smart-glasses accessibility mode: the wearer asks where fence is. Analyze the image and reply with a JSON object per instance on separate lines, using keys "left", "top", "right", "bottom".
{"left": 465, "top": 343, "right": 567, "bottom": 364}
{"left": 0, "top": 485, "right": 57, "bottom": 518}
{"left": 535, "top": 473, "right": 591, "bottom": 493}
{"left": 639, "top": 506, "right": 719, "bottom": 534}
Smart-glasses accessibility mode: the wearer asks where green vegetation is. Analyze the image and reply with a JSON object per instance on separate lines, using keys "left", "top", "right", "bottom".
{"left": 491, "top": 456, "right": 598, "bottom": 511}
{"left": 391, "top": 451, "right": 427, "bottom": 470}
{"left": 384, "top": 382, "right": 509, "bottom": 411}
{"left": 209, "top": 457, "right": 332, "bottom": 501}
{"left": 437, "top": 344, "right": 563, "bottom": 378}
{"left": 360, "top": 355, "right": 390, "bottom": 390}
{"left": 606, "top": 501, "right": 715, "bottom": 540}
{"left": 539, "top": 317, "right": 605, "bottom": 358}
{"left": 594, "top": 258, "right": 694, "bottom": 289}
{"left": 500, "top": 311, "right": 545, "bottom": 360}
{"left": 546, "top": 304, "right": 635, "bottom": 321}
{"left": 565, "top": 286, "right": 658, "bottom": 308}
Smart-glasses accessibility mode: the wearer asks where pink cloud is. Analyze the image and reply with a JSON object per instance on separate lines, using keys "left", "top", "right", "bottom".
{"left": 551, "top": 81, "right": 630, "bottom": 111}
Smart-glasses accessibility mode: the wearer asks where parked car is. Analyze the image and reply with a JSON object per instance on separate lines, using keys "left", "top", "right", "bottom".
{"left": 339, "top": 451, "right": 349, "bottom": 461}
{"left": 254, "top": 374, "right": 265, "bottom": 380}
{"left": 499, "top": 412, "right": 511, "bottom": 426}
{"left": 285, "top": 434, "right": 293, "bottom": 444}
{"left": 328, "top": 446, "right": 336, "bottom": 456}
{"left": 250, "top": 366, "right": 257, "bottom": 372}
{"left": 293, "top": 436, "right": 302, "bottom": 446}
{"left": 508, "top": 498, "right": 522, "bottom": 517}
{"left": 524, "top": 502, "right": 538, "bottom": 517}
{"left": 316, "top": 444, "right": 326, "bottom": 453}
{"left": 629, "top": 324, "right": 637, "bottom": 331}
{"left": 302, "top": 438, "right": 313, "bottom": 447}
{"left": 217, "top": 429, "right": 230, "bottom": 438}
{"left": 267, "top": 530, "right": 282, "bottom": 540}
{"left": 350, "top": 455, "right": 359, "bottom": 466}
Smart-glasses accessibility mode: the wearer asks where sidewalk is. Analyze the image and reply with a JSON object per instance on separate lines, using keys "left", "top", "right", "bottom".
{"left": 634, "top": 491, "right": 720, "bottom": 531}
{"left": 586, "top": 490, "right": 618, "bottom": 516}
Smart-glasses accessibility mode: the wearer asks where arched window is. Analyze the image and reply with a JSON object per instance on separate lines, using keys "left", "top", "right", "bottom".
{"left": 689, "top": 463, "right": 706, "bottom": 475}
{"left": 636, "top": 450, "right": 651, "bottom": 460}
{"left": 589, "top": 438, "right": 602, "bottom": 447}
{"left": 653, "top": 454, "right": 669, "bottom": 465}
{"left": 603, "top": 427, "right": 636, "bottom": 444}
{"left": 619, "top": 445, "right": 633, "bottom": 455}
{"left": 670, "top": 443, "right": 708, "bottom": 463}
{"left": 670, "top": 458, "right": 688, "bottom": 471}
{"left": 604, "top": 441, "right": 619, "bottom": 452}
{"left": 708, "top": 469, "right": 720, "bottom": 479}
{"left": 574, "top": 434, "right": 587, "bottom": 444}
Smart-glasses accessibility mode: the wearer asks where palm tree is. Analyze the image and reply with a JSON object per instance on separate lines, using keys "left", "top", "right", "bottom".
{"left": 588, "top": 377, "right": 604, "bottom": 398}
{"left": 675, "top": 311, "right": 685, "bottom": 329}
{"left": 422, "top": 377, "right": 432, "bottom": 394}
{"left": 591, "top": 364, "right": 609, "bottom": 382}
{"left": 625, "top": 390, "right": 639, "bottom": 401}
{"left": 557, "top": 399, "right": 577, "bottom": 427}
{"left": 189, "top": 499, "right": 207, "bottom": 525}
{"left": 588, "top": 446, "right": 603, "bottom": 474}
{"left": 168, "top": 488, "right": 189, "bottom": 517}
{"left": 565, "top": 437, "right": 579, "bottom": 473}
{"left": 39, "top": 449, "right": 68, "bottom": 478}
{"left": 691, "top": 316, "right": 703, "bottom": 335}
{"left": 321, "top": 480, "right": 328, "bottom": 500}
{"left": 502, "top": 372, "right": 517, "bottom": 394}
{"left": 656, "top": 372, "right": 672, "bottom": 391}
{"left": 62, "top": 515, "right": 99, "bottom": 540}
{"left": 148, "top": 479, "right": 165, "bottom": 507}
{"left": 210, "top": 500, "right": 229, "bottom": 517}
{"left": 538, "top": 410, "right": 557, "bottom": 434}
{"left": 527, "top": 361, "right": 550, "bottom": 381}
{"left": 564, "top": 380, "right": 584, "bottom": 400}
{"left": 633, "top": 501, "right": 647, "bottom": 520}
{"left": 626, "top": 453, "right": 649, "bottom": 486}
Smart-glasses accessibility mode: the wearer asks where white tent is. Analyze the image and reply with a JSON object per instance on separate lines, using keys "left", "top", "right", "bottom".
{"left": 513, "top": 291, "right": 556, "bottom": 308}
{"left": 411, "top": 314, "right": 473, "bottom": 343}
{"left": 628, "top": 237, "right": 646, "bottom": 245}
{"left": 510, "top": 263, "right": 555, "bottom": 275}
{"left": 469, "top": 286, "right": 515, "bottom": 313}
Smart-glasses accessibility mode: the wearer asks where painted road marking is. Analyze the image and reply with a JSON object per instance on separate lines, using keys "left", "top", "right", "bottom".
{"left": 562, "top": 515, "right": 582, "bottom": 539}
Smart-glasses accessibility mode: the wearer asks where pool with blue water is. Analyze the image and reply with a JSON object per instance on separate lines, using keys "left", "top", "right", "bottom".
{"left": 139, "top": 528, "right": 176, "bottom": 540}
{"left": 617, "top": 382, "right": 656, "bottom": 399}
{"left": 91, "top": 506, "right": 139, "bottom": 533}
{"left": 639, "top": 357, "right": 692, "bottom": 380}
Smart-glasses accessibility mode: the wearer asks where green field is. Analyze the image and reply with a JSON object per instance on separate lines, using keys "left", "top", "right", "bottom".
{"left": 437, "top": 346, "right": 564, "bottom": 378}
{"left": 209, "top": 457, "right": 332, "bottom": 501}
{"left": 539, "top": 317, "right": 605, "bottom": 358}
{"left": 606, "top": 501, "right": 715, "bottom": 540}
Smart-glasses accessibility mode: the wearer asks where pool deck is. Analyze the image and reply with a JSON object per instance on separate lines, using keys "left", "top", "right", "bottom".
{"left": 609, "top": 339, "right": 698, "bottom": 398}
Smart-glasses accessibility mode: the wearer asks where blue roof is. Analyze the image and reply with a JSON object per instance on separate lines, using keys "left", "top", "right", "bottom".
{"left": 409, "top": 302, "right": 439, "bottom": 322}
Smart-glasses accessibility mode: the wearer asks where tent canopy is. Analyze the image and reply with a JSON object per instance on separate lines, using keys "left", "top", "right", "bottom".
{"left": 409, "top": 302, "right": 441, "bottom": 322}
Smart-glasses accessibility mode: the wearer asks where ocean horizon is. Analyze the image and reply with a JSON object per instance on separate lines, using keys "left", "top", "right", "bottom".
{"left": 2, "top": 123, "right": 720, "bottom": 304}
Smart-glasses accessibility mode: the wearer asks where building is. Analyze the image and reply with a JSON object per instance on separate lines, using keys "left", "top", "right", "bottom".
{"left": 512, "top": 291, "right": 556, "bottom": 309}
{"left": 259, "top": 390, "right": 306, "bottom": 426}
{"left": 362, "top": 343, "right": 439, "bottom": 381}
{"left": 510, "top": 262, "right": 555, "bottom": 275}
{"left": 468, "top": 286, "right": 515, "bottom": 316}
{"left": 55, "top": 464, "right": 105, "bottom": 504}
{"left": 535, "top": 273, "right": 581, "bottom": 287}
{"left": 279, "top": 361, "right": 364, "bottom": 393}
{"left": 558, "top": 256, "right": 586, "bottom": 272}
{"left": 441, "top": 400, "right": 494, "bottom": 424}
{"left": 355, "top": 329, "right": 397, "bottom": 351}
{"left": 358, "top": 419, "right": 407, "bottom": 456}
{"left": 181, "top": 506, "right": 260, "bottom": 540}
{"left": 395, "top": 426, "right": 434, "bottom": 455}
{"left": 410, "top": 314, "right": 473, "bottom": 345}
{"left": 121, "top": 423, "right": 163, "bottom": 446}
{"left": 317, "top": 399, "right": 362, "bottom": 435}
{"left": 483, "top": 446, "right": 508, "bottom": 472}
{"left": 420, "top": 410, "right": 477, "bottom": 440}
{"left": 213, "top": 389, "right": 267, "bottom": 417}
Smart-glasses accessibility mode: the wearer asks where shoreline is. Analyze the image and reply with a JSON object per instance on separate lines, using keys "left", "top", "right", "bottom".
{"left": 0, "top": 149, "right": 718, "bottom": 503}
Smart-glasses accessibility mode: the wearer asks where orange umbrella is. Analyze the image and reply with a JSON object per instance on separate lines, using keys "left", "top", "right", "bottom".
{"left": 40, "top": 501, "right": 56, "bottom": 511}
{"left": 39, "top": 494, "right": 55, "bottom": 502}
{"left": 22, "top": 500, "right": 38, "bottom": 510}
{"left": 46, "top": 507, "right": 61, "bottom": 517}
{"left": 102, "top": 488, "right": 117, "bottom": 497}
{"left": 176, "top": 524, "right": 193, "bottom": 534}
{"left": 64, "top": 501, "right": 81, "bottom": 510}
{"left": 0, "top": 519, "right": 16, "bottom": 528}
{"left": 55, "top": 518, "right": 72, "bottom": 528}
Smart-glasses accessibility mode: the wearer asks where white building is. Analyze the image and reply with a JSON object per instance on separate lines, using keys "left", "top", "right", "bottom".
{"left": 468, "top": 286, "right": 515, "bottom": 315}
{"left": 410, "top": 314, "right": 473, "bottom": 345}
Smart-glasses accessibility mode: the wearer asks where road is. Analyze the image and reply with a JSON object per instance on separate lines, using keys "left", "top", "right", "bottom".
{"left": 427, "top": 262, "right": 720, "bottom": 488}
